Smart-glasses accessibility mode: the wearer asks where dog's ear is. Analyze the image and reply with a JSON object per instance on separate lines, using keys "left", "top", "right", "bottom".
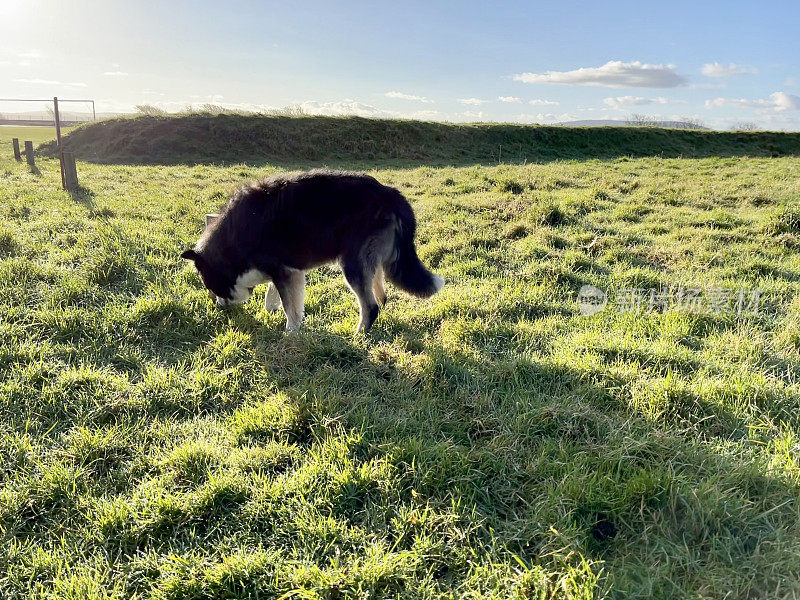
{"left": 181, "top": 249, "right": 199, "bottom": 261}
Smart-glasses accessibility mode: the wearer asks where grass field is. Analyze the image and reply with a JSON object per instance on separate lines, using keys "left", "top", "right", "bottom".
{"left": 0, "top": 125, "right": 68, "bottom": 147}
{"left": 2, "top": 121, "right": 800, "bottom": 598}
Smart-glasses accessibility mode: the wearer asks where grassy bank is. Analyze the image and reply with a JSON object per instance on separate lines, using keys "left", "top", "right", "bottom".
{"left": 39, "top": 114, "right": 800, "bottom": 165}
{"left": 2, "top": 145, "right": 800, "bottom": 598}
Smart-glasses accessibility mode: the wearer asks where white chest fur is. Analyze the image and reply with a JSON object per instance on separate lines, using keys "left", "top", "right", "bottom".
{"left": 230, "top": 268, "right": 270, "bottom": 303}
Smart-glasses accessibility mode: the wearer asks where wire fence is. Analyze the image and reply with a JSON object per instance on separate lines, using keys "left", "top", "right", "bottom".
{"left": 0, "top": 98, "right": 96, "bottom": 125}
{"left": 0, "top": 114, "right": 93, "bottom": 125}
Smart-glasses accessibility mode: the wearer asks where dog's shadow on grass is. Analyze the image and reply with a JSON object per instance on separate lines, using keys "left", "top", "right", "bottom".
{"left": 216, "top": 311, "right": 799, "bottom": 589}
{"left": 35, "top": 273, "right": 798, "bottom": 595}
{"left": 21, "top": 281, "right": 797, "bottom": 596}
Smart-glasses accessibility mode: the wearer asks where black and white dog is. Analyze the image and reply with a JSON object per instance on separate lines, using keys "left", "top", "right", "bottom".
{"left": 181, "top": 170, "right": 443, "bottom": 332}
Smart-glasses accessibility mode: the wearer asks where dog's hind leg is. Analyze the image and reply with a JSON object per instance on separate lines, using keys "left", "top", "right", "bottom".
{"left": 274, "top": 268, "right": 306, "bottom": 332}
{"left": 372, "top": 265, "right": 387, "bottom": 308}
{"left": 341, "top": 255, "right": 380, "bottom": 333}
{"left": 264, "top": 282, "right": 282, "bottom": 312}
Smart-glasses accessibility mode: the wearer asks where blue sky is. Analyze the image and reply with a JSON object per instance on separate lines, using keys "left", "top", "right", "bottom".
{"left": 2, "top": 0, "right": 799, "bottom": 129}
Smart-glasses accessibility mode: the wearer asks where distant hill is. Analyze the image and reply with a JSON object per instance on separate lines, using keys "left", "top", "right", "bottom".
{"left": 556, "top": 119, "right": 709, "bottom": 130}
{"left": 40, "top": 114, "right": 800, "bottom": 165}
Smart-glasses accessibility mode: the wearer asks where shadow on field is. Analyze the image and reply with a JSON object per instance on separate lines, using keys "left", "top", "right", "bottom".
{"left": 9, "top": 279, "right": 800, "bottom": 596}
{"left": 68, "top": 185, "right": 96, "bottom": 205}
{"left": 222, "top": 321, "right": 799, "bottom": 595}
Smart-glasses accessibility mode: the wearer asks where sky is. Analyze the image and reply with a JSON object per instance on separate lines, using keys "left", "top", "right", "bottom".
{"left": 2, "top": 0, "right": 799, "bottom": 129}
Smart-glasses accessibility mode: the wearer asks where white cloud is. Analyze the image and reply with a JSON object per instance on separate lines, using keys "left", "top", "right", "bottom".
{"left": 515, "top": 112, "right": 577, "bottom": 123}
{"left": 553, "top": 112, "right": 578, "bottom": 122}
{"left": 751, "top": 112, "right": 800, "bottom": 130}
{"left": 603, "top": 95, "right": 670, "bottom": 108}
{"left": 772, "top": 92, "right": 800, "bottom": 111}
{"left": 296, "top": 99, "right": 446, "bottom": 120}
{"left": 498, "top": 96, "right": 522, "bottom": 103}
{"left": 605, "top": 96, "right": 646, "bottom": 107}
{"left": 701, "top": 62, "right": 758, "bottom": 78}
{"left": 299, "top": 99, "right": 396, "bottom": 117}
{"left": 458, "top": 110, "right": 485, "bottom": 120}
{"left": 103, "top": 70, "right": 128, "bottom": 77}
{"left": 385, "top": 91, "right": 432, "bottom": 103}
{"left": 13, "top": 50, "right": 43, "bottom": 66}
{"left": 189, "top": 94, "right": 225, "bottom": 103}
{"left": 705, "top": 91, "right": 800, "bottom": 112}
{"left": 13, "top": 78, "right": 87, "bottom": 87}
{"left": 513, "top": 60, "right": 685, "bottom": 88}
{"left": 528, "top": 98, "right": 559, "bottom": 106}
{"left": 458, "top": 98, "right": 487, "bottom": 106}
{"left": 407, "top": 110, "right": 446, "bottom": 121}
{"left": 705, "top": 97, "right": 763, "bottom": 109}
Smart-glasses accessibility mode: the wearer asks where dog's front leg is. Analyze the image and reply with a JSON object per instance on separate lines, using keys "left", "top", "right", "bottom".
{"left": 274, "top": 268, "right": 306, "bottom": 332}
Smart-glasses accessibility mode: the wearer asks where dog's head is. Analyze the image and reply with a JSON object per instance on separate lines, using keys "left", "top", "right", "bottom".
{"left": 181, "top": 248, "right": 237, "bottom": 306}
{"left": 181, "top": 249, "right": 263, "bottom": 306}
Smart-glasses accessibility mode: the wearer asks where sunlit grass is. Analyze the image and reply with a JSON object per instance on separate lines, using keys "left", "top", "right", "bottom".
{"left": 1, "top": 150, "right": 800, "bottom": 598}
{"left": 0, "top": 124, "right": 74, "bottom": 148}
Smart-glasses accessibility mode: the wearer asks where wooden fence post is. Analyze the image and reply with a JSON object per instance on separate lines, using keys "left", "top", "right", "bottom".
{"left": 12, "top": 138, "right": 21, "bottom": 161}
{"left": 63, "top": 151, "right": 79, "bottom": 191}
{"left": 53, "top": 96, "right": 66, "bottom": 189}
{"left": 24, "top": 141, "right": 35, "bottom": 167}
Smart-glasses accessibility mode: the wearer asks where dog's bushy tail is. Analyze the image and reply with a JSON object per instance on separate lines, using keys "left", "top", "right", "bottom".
{"left": 385, "top": 191, "right": 444, "bottom": 298}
